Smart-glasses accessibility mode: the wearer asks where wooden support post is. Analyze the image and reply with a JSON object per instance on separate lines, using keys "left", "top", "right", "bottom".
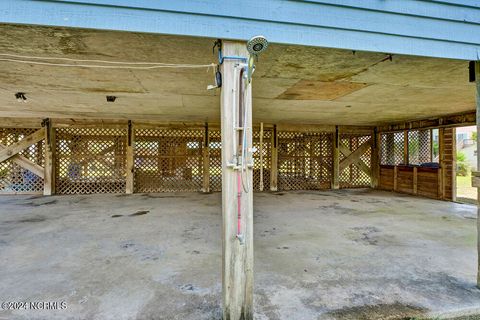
{"left": 451, "top": 130, "right": 457, "bottom": 202}
{"left": 413, "top": 166, "right": 418, "bottom": 194}
{"left": 371, "top": 128, "right": 380, "bottom": 188}
{"left": 393, "top": 165, "right": 398, "bottom": 191}
{"left": 270, "top": 124, "right": 278, "bottom": 191}
{"left": 438, "top": 168, "right": 443, "bottom": 199}
{"left": 439, "top": 127, "right": 446, "bottom": 200}
{"left": 43, "top": 119, "right": 55, "bottom": 196}
{"left": 403, "top": 130, "right": 409, "bottom": 165}
{"left": 259, "top": 122, "right": 264, "bottom": 192}
{"left": 203, "top": 122, "right": 210, "bottom": 193}
{"left": 332, "top": 126, "right": 340, "bottom": 189}
{"left": 475, "top": 61, "right": 480, "bottom": 287}
{"left": 220, "top": 41, "right": 254, "bottom": 320}
{"left": 126, "top": 120, "right": 134, "bottom": 194}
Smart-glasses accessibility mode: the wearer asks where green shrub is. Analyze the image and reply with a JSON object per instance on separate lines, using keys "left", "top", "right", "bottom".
{"left": 456, "top": 151, "right": 470, "bottom": 176}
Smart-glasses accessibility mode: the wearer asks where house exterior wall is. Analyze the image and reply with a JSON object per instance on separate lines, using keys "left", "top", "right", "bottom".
{"left": 0, "top": 0, "right": 480, "bottom": 60}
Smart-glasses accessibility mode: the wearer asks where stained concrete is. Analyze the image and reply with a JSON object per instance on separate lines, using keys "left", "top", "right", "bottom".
{"left": 0, "top": 189, "right": 479, "bottom": 319}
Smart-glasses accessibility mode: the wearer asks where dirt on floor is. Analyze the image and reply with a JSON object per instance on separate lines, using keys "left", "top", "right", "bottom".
{"left": 0, "top": 189, "right": 479, "bottom": 320}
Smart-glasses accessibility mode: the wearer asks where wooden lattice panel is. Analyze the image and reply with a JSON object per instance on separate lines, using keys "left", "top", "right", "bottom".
{"left": 278, "top": 131, "right": 333, "bottom": 190}
{"left": 339, "top": 133, "right": 372, "bottom": 188}
{"left": 380, "top": 132, "right": 404, "bottom": 165}
{"left": 0, "top": 128, "right": 44, "bottom": 194}
{"left": 408, "top": 129, "right": 432, "bottom": 165}
{"left": 134, "top": 128, "right": 204, "bottom": 193}
{"left": 55, "top": 127, "right": 126, "bottom": 194}
{"left": 209, "top": 129, "right": 222, "bottom": 192}
{"left": 252, "top": 129, "right": 271, "bottom": 191}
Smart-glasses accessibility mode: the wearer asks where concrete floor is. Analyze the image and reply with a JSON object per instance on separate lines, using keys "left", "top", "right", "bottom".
{"left": 0, "top": 189, "right": 479, "bottom": 320}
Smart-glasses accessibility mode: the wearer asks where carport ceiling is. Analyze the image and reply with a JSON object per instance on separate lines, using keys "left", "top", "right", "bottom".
{"left": 0, "top": 24, "right": 475, "bottom": 126}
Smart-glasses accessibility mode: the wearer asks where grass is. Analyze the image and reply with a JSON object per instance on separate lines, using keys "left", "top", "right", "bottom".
{"left": 456, "top": 173, "right": 477, "bottom": 204}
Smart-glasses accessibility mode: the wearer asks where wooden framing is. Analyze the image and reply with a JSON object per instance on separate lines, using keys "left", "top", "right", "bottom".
{"left": 126, "top": 120, "right": 134, "bottom": 194}
{"left": 203, "top": 123, "right": 210, "bottom": 193}
{"left": 332, "top": 126, "right": 340, "bottom": 189}
{"left": 379, "top": 165, "right": 442, "bottom": 199}
{"left": 370, "top": 129, "right": 380, "bottom": 188}
{"left": 220, "top": 41, "right": 253, "bottom": 320}
{"left": 0, "top": 129, "right": 44, "bottom": 164}
{"left": 393, "top": 166, "right": 398, "bottom": 191}
{"left": 0, "top": 113, "right": 462, "bottom": 200}
{"left": 0, "top": 144, "right": 44, "bottom": 178}
{"left": 377, "top": 123, "right": 457, "bottom": 201}
{"left": 378, "top": 111, "right": 476, "bottom": 132}
{"left": 259, "top": 122, "right": 264, "bottom": 192}
{"left": 270, "top": 125, "right": 278, "bottom": 191}
{"left": 43, "top": 119, "right": 55, "bottom": 196}
{"left": 0, "top": 127, "right": 47, "bottom": 195}
{"left": 339, "top": 139, "right": 372, "bottom": 175}
{"left": 473, "top": 61, "right": 480, "bottom": 288}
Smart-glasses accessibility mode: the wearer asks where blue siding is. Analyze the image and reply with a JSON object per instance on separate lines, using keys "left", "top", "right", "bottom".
{"left": 0, "top": 0, "right": 479, "bottom": 60}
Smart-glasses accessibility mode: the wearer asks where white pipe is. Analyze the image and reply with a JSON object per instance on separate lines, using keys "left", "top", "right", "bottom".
{"left": 232, "top": 65, "right": 238, "bottom": 163}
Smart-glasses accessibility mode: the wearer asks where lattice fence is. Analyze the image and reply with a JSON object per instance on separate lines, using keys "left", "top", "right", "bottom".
{"left": 408, "top": 129, "right": 432, "bottom": 165}
{"left": 278, "top": 131, "right": 333, "bottom": 190}
{"left": 134, "top": 128, "right": 204, "bottom": 193}
{"left": 209, "top": 129, "right": 222, "bottom": 192}
{"left": 0, "top": 128, "right": 44, "bottom": 194}
{"left": 55, "top": 127, "right": 127, "bottom": 194}
{"left": 380, "top": 132, "right": 405, "bottom": 165}
{"left": 252, "top": 129, "right": 271, "bottom": 191}
{"left": 339, "top": 133, "right": 372, "bottom": 188}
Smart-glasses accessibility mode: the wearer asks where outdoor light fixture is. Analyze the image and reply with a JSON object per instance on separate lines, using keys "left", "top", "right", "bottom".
{"left": 106, "top": 95, "right": 116, "bottom": 102}
{"left": 15, "top": 92, "right": 27, "bottom": 102}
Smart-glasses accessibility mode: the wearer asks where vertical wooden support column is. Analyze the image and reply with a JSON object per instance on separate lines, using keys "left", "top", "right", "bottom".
{"left": 370, "top": 128, "right": 380, "bottom": 188}
{"left": 439, "top": 127, "right": 445, "bottom": 199}
{"left": 43, "top": 118, "right": 55, "bottom": 196}
{"left": 474, "top": 61, "right": 480, "bottom": 287}
{"left": 270, "top": 124, "right": 278, "bottom": 191}
{"left": 220, "top": 41, "right": 253, "bottom": 320}
{"left": 126, "top": 120, "right": 134, "bottom": 194}
{"left": 259, "top": 122, "right": 264, "bottom": 192}
{"left": 413, "top": 166, "right": 418, "bottom": 194}
{"left": 332, "top": 126, "right": 340, "bottom": 189}
{"left": 438, "top": 127, "right": 456, "bottom": 201}
{"left": 451, "top": 130, "right": 457, "bottom": 202}
{"left": 393, "top": 165, "right": 398, "bottom": 191}
{"left": 403, "top": 130, "right": 409, "bottom": 165}
{"left": 438, "top": 167, "right": 443, "bottom": 199}
{"left": 203, "top": 122, "right": 210, "bottom": 193}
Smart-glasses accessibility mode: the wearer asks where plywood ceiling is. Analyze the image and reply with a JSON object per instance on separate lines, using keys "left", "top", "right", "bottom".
{"left": 0, "top": 24, "right": 475, "bottom": 126}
